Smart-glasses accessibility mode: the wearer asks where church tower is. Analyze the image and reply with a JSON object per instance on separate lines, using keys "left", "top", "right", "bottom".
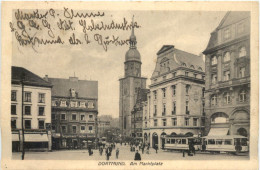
{"left": 119, "top": 16, "right": 147, "bottom": 137}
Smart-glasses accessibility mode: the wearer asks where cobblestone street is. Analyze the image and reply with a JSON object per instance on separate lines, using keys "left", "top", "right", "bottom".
{"left": 12, "top": 144, "right": 249, "bottom": 160}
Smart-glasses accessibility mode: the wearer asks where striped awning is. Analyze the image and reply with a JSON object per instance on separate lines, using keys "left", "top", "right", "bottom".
{"left": 208, "top": 128, "right": 229, "bottom": 136}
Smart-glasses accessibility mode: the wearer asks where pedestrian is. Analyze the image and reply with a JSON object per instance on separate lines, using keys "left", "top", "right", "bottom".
{"left": 116, "top": 148, "right": 119, "bottom": 159}
{"left": 134, "top": 150, "right": 141, "bottom": 160}
{"left": 139, "top": 143, "right": 141, "bottom": 150}
{"left": 100, "top": 146, "right": 103, "bottom": 156}
{"left": 155, "top": 144, "right": 158, "bottom": 154}
{"left": 88, "top": 146, "right": 93, "bottom": 156}
{"left": 142, "top": 145, "right": 145, "bottom": 154}
{"left": 106, "top": 148, "right": 111, "bottom": 161}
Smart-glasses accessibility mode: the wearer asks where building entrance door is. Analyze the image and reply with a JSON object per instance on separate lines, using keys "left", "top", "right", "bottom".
{"left": 152, "top": 133, "right": 158, "bottom": 148}
{"left": 73, "top": 140, "right": 78, "bottom": 149}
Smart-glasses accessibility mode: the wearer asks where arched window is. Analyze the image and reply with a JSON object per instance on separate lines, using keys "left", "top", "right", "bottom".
{"left": 211, "top": 56, "right": 217, "bottom": 65}
{"left": 223, "top": 92, "right": 231, "bottom": 104}
{"left": 239, "top": 47, "right": 246, "bottom": 58}
{"left": 223, "top": 52, "right": 231, "bottom": 62}
{"left": 239, "top": 89, "right": 246, "bottom": 102}
{"left": 211, "top": 94, "right": 218, "bottom": 106}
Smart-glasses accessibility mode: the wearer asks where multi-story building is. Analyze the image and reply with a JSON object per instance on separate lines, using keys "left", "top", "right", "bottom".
{"left": 131, "top": 88, "right": 149, "bottom": 142}
{"left": 11, "top": 66, "right": 52, "bottom": 152}
{"left": 119, "top": 20, "right": 147, "bottom": 137}
{"left": 143, "top": 45, "right": 205, "bottom": 149}
{"left": 97, "top": 118, "right": 110, "bottom": 138}
{"left": 46, "top": 76, "right": 98, "bottom": 149}
{"left": 203, "top": 12, "right": 250, "bottom": 137}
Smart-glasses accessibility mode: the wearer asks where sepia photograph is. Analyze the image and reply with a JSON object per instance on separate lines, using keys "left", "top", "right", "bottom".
{"left": 1, "top": 1, "right": 259, "bottom": 169}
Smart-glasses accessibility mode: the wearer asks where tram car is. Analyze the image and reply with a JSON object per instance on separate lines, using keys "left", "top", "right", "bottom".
{"left": 201, "top": 135, "right": 249, "bottom": 153}
{"left": 164, "top": 134, "right": 202, "bottom": 151}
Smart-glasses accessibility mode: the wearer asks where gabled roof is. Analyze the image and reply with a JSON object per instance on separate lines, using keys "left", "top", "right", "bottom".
{"left": 12, "top": 66, "right": 52, "bottom": 88}
{"left": 217, "top": 11, "right": 250, "bottom": 30}
{"left": 204, "top": 11, "right": 250, "bottom": 53}
{"left": 48, "top": 77, "right": 98, "bottom": 99}
{"left": 157, "top": 45, "right": 174, "bottom": 55}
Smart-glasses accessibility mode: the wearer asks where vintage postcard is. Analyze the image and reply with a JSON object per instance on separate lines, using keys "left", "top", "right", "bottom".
{"left": 1, "top": 1, "right": 259, "bottom": 169}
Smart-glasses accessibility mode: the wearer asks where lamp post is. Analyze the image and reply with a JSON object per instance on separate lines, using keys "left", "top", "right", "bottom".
{"left": 21, "top": 72, "right": 25, "bottom": 160}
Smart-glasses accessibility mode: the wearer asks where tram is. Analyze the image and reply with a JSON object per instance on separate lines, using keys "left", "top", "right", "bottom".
{"left": 164, "top": 134, "right": 202, "bottom": 151}
{"left": 201, "top": 135, "right": 249, "bottom": 153}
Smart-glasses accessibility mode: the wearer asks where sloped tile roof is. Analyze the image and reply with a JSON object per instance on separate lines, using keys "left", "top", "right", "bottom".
{"left": 48, "top": 77, "right": 98, "bottom": 99}
{"left": 12, "top": 66, "right": 52, "bottom": 87}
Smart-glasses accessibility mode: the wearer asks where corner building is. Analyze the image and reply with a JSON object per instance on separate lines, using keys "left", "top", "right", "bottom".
{"left": 203, "top": 12, "right": 250, "bottom": 137}
{"left": 47, "top": 76, "right": 98, "bottom": 149}
{"left": 119, "top": 21, "right": 147, "bottom": 137}
{"left": 143, "top": 45, "right": 205, "bottom": 149}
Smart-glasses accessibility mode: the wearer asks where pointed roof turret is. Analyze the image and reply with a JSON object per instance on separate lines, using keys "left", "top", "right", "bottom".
{"left": 125, "top": 15, "right": 141, "bottom": 63}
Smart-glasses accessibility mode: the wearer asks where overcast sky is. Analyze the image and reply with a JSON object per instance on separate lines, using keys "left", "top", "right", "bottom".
{"left": 12, "top": 10, "right": 226, "bottom": 118}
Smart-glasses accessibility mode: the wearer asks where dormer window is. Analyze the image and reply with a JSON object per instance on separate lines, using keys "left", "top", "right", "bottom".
{"left": 224, "top": 52, "right": 231, "bottom": 62}
{"left": 239, "top": 47, "right": 246, "bottom": 58}
{"left": 70, "top": 88, "right": 76, "bottom": 98}
{"left": 211, "top": 56, "right": 217, "bottom": 65}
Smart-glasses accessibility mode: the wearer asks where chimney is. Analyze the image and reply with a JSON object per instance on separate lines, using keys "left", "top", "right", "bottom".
{"left": 44, "top": 75, "right": 48, "bottom": 81}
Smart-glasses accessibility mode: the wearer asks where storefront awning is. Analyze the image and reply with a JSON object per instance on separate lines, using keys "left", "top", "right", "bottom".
{"left": 25, "top": 133, "right": 49, "bottom": 142}
{"left": 12, "top": 133, "right": 20, "bottom": 142}
{"left": 208, "top": 128, "right": 229, "bottom": 136}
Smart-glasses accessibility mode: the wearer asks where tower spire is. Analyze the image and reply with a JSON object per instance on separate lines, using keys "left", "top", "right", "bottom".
{"left": 129, "top": 15, "right": 137, "bottom": 48}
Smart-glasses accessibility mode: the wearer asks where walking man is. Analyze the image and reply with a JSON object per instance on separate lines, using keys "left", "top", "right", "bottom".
{"left": 116, "top": 148, "right": 119, "bottom": 159}
{"left": 155, "top": 144, "right": 158, "bottom": 154}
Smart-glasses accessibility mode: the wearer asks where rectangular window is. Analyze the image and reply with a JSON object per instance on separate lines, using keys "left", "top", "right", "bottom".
{"left": 186, "top": 85, "right": 190, "bottom": 94}
{"left": 162, "top": 104, "right": 166, "bottom": 116}
{"left": 172, "top": 102, "right": 176, "bottom": 114}
{"left": 24, "top": 106, "right": 31, "bottom": 115}
{"left": 11, "top": 119, "right": 16, "bottom": 129}
{"left": 185, "top": 118, "right": 189, "bottom": 126}
{"left": 186, "top": 101, "right": 189, "bottom": 114}
{"left": 89, "top": 115, "right": 93, "bottom": 120}
{"left": 154, "top": 119, "right": 157, "bottom": 127}
{"left": 172, "top": 85, "right": 176, "bottom": 96}
{"left": 182, "top": 139, "right": 186, "bottom": 144}
{"left": 185, "top": 72, "right": 189, "bottom": 76}
{"left": 61, "top": 113, "right": 66, "bottom": 120}
{"left": 11, "top": 105, "right": 16, "bottom": 115}
{"left": 61, "top": 126, "right": 66, "bottom": 133}
{"left": 60, "top": 101, "right": 67, "bottom": 107}
{"left": 11, "top": 91, "right": 16, "bottom": 101}
{"left": 89, "top": 126, "right": 93, "bottom": 132}
{"left": 211, "top": 74, "right": 217, "bottom": 84}
{"left": 80, "top": 126, "right": 85, "bottom": 132}
{"left": 162, "top": 119, "right": 167, "bottom": 126}
{"left": 81, "top": 114, "right": 85, "bottom": 121}
{"left": 154, "top": 105, "right": 157, "bottom": 116}
{"left": 38, "top": 120, "right": 45, "bottom": 129}
{"left": 173, "top": 72, "right": 176, "bottom": 77}
{"left": 194, "top": 73, "right": 197, "bottom": 78}
{"left": 224, "top": 139, "right": 232, "bottom": 145}
{"left": 208, "top": 139, "right": 216, "bottom": 145}
{"left": 224, "top": 71, "right": 230, "bottom": 81}
{"left": 52, "top": 124, "right": 56, "bottom": 131}
{"left": 162, "top": 88, "right": 166, "bottom": 98}
{"left": 172, "top": 118, "right": 177, "bottom": 126}
{"left": 72, "top": 126, "right": 77, "bottom": 133}
{"left": 145, "top": 122, "right": 147, "bottom": 128}
{"left": 38, "top": 93, "right": 45, "bottom": 103}
{"left": 24, "top": 92, "right": 31, "bottom": 102}
{"left": 193, "top": 118, "right": 198, "bottom": 126}
{"left": 224, "top": 28, "right": 231, "bottom": 40}
{"left": 72, "top": 114, "right": 77, "bottom": 120}
{"left": 38, "top": 107, "right": 45, "bottom": 116}
{"left": 239, "top": 67, "right": 245, "bottom": 78}
{"left": 25, "top": 120, "right": 31, "bottom": 129}
{"left": 216, "top": 140, "right": 223, "bottom": 145}
{"left": 51, "top": 114, "right": 56, "bottom": 120}
{"left": 171, "top": 139, "right": 175, "bottom": 144}
{"left": 154, "top": 91, "right": 157, "bottom": 100}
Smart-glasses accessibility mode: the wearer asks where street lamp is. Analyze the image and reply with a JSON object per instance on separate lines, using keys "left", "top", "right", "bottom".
{"left": 21, "top": 72, "right": 25, "bottom": 160}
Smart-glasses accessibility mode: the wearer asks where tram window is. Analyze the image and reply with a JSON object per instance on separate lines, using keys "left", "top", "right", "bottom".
{"left": 171, "top": 139, "right": 175, "bottom": 144}
{"left": 182, "top": 139, "right": 186, "bottom": 144}
{"left": 167, "top": 139, "right": 170, "bottom": 144}
{"left": 234, "top": 138, "right": 241, "bottom": 145}
{"left": 241, "top": 138, "right": 248, "bottom": 146}
{"left": 176, "top": 139, "right": 181, "bottom": 144}
{"left": 224, "top": 139, "right": 232, "bottom": 145}
{"left": 216, "top": 140, "right": 223, "bottom": 145}
{"left": 208, "top": 139, "right": 215, "bottom": 145}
